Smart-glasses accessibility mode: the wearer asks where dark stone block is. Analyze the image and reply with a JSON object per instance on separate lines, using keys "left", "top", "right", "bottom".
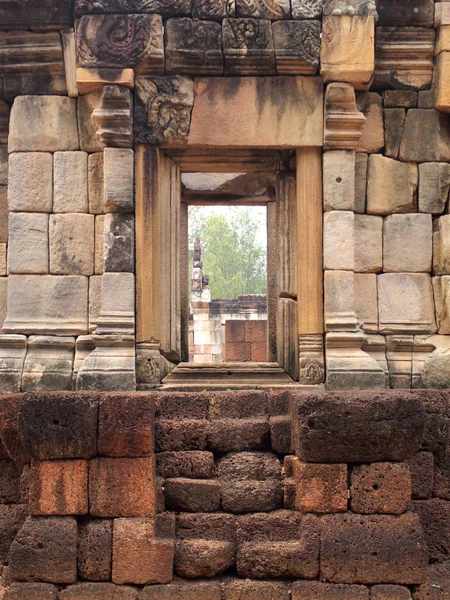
{"left": 0, "top": 0, "right": 27, "bottom": 29}
{"left": 294, "top": 392, "right": 425, "bottom": 463}
{"left": 165, "top": 18, "right": 223, "bottom": 75}
{"left": 156, "top": 392, "right": 209, "bottom": 419}
{"left": 0, "top": 504, "right": 28, "bottom": 563}
{"left": 98, "top": 393, "right": 154, "bottom": 457}
{"left": 164, "top": 478, "right": 220, "bottom": 512}
{"left": 414, "top": 563, "right": 450, "bottom": 600}
{"left": 0, "top": 394, "right": 31, "bottom": 467}
{"left": 224, "top": 579, "right": 290, "bottom": 600}
{"left": 156, "top": 451, "right": 216, "bottom": 479}
{"left": 156, "top": 420, "right": 209, "bottom": 452}
{"left": 141, "top": 579, "right": 222, "bottom": 600}
{"left": 320, "top": 513, "right": 428, "bottom": 585}
{"left": 27, "top": 0, "right": 73, "bottom": 30}
{"left": 350, "top": 462, "right": 411, "bottom": 514}
{"left": 103, "top": 214, "right": 135, "bottom": 274}
{"left": 78, "top": 518, "right": 113, "bottom": 581}
{"left": 269, "top": 391, "right": 293, "bottom": 455}
{"left": 236, "top": 510, "right": 320, "bottom": 579}
{"left": 0, "top": 460, "right": 20, "bottom": 503}
{"left": 408, "top": 452, "right": 434, "bottom": 499}
{"left": 193, "top": 0, "right": 235, "bottom": 19}
{"left": 412, "top": 498, "right": 450, "bottom": 562}
{"left": 383, "top": 90, "right": 418, "bottom": 108}
{"left": 18, "top": 393, "right": 99, "bottom": 459}
{"left": 377, "top": 0, "right": 434, "bottom": 27}
{"left": 59, "top": 582, "right": 138, "bottom": 599}
{"left": 3, "top": 582, "right": 58, "bottom": 600}
{"left": 291, "top": 581, "right": 369, "bottom": 600}
{"left": 75, "top": 0, "right": 192, "bottom": 18}
{"left": 371, "top": 585, "right": 411, "bottom": 600}
{"left": 9, "top": 516, "right": 77, "bottom": 584}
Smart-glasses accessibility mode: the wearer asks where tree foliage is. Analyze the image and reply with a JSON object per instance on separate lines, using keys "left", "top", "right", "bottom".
{"left": 188, "top": 206, "right": 267, "bottom": 299}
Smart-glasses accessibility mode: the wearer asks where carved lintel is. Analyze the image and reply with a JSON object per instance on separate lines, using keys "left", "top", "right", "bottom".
{"left": 134, "top": 76, "right": 194, "bottom": 146}
{"left": 291, "top": 0, "right": 323, "bottom": 20}
{"left": 75, "top": 0, "right": 192, "bottom": 18}
{"left": 299, "top": 334, "right": 325, "bottom": 385}
{"left": 386, "top": 335, "right": 414, "bottom": 389}
{"left": 165, "top": 18, "right": 223, "bottom": 75}
{"left": 273, "top": 20, "right": 321, "bottom": 75}
{"left": 323, "top": 0, "right": 377, "bottom": 18}
{"left": 92, "top": 85, "right": 134, "bottom": 148}
{"left": 0, "top": 100, "right": 10, "bottom": 145}
{"left": 324, "top": 82, "right": 366, "bottom": 149}
{"left": 374, "top": 27, "right": 435, "bottom": 91}
{"left": 76, "top": 14, "right": 164, "bottom": 74}
{"left": 236, "top": 0, "right": 291, "bottom": 19}
{"left": 193, "top": 0, "right": 236, "bottom": 19}
{"left": 223, "top": 18, "right": 276, "bottom": 75}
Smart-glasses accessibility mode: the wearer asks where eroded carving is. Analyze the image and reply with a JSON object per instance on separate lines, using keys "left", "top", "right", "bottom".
{"left": 273, "top": 20, "right": 321, "bottom": 75}
{"left": 236, "top": 0, "right": 291, "bottom": 19}
{"left": 92, "top": 85, "right": 134, "bottom": 148}
{"left": 193, "top": 0, "right": 236, "bottom": 19}
{"left": 135, "top": 76, "right": 194, "bottom": 146}
{"left": 299, "top": 334, "right": 325, "bottom": 385}
{"left": 324, "top": 82, "right": 366, "bottom": 149}
{"left": 291, "top": 0, "right": 323, "bottom": 19}
{"left": 75, "top": 0, "right": 191, "bottom": 18}
{"left": 223, "top": 18, "right": 276, "bottom": 74}
{"left": 165, "top": 18, "right": 223, "bottom": 75}
{"left": 324, "top": 0, "right": 377, "bottom": 17}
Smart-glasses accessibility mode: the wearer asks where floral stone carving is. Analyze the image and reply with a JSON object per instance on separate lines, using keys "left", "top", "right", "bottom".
{"left": 236, "top": 0, "right": 291, "bottom": 19}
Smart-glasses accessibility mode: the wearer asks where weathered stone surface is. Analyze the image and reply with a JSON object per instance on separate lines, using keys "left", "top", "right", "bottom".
{"left": 384, "top": 108, "right": 405, "bottom": 160}
{"left": 323, "top": 150, "right": 355, "bottom": 211}
{"left": 8, "top": 213, "right": 49, "bottom": 274}
{"left": 166, "top": 18, "right": 223, "bottom": 75}
{"left": 88, "top": 153, "right": 105, "bottom": 214}
{"left": 294, "top": 392, "right": 425, "bottom": 463}
{"left": 354, "top": 273, "right": 378, "bottom": 333}
{"left": 323, "top": 211, "right": 354, "bottom": 271}
{"left": 0, "top": 187, "right": 8, "bottom": 244}
{"left": 164, "top": 478, "right": 220, "bottom": 512}
{"left": 29, "top": 459, "right": 88, "bottom": 516}
{"left": 155, "top": 393, "right": 209, "bottom": 451}
{"left": 74, "top": 0, "right": 191, "bottom": 17}
{"left": 419, "top": 163, "right": 450, "bottom": 215}
{"left": 321, "top": 512, "right": 428, "bottom": 584}
{"left": 236, "top": 0, "right": 290, "bottom": 19}
{"left": 0, "top": 503, "right": 28, "bottom": 564}
{"left": 141, "top": 580, "right": 222, "bottom": 600}
{"left": 3, "top": 583, "right": 59, "bottom": 600}
{"left": 91, "top": 84, "right": 134, "bottom": 148}
{"left": 78, "top": 91, "right": 103, "bottom": 153}
{"left": 367, "top": 155, "right": 418, "bottom": 215}
{"left": 188, "top": 76, "right": 323, "bottom": 148}
{"left": 9, "top": 516, "right": 77, "bottom": 583}
{"left": 59, "top": 583, "right": 138, "bottom": 599}
{"left": 157, "top": 451, "right": 215, "bottom": 479}
{"left": 354, "top": 214, "right": 382, "bottom": 273}
{"left": 413, "top": 563, "right": 450, "bottom": 600}
{"left": 94, "top": 217, "right": 104, "bottom": 275}
{"left": 0, "top": 244, "right": 5, "bottom": 277}
{"left": 236, "top": 510, "right": 320, "bottom": 579}
{"left": 223, "top": 18, "right": 275, "bottom": 75}
{"left": 399, "top": 110, "right": 450, "bottom": 162}
{"left": 292, "top": 0, "right": 323, "bottom": 19}
{"left": 193, "top": 0, "right": 235, "bottom": 18}
{"left": 218, "top": 451, "right": 282, "bottom": 513}
{"left": 77, "top": 14, "right": 164, "bottom": 73}
{"left": 324, "top": 270, "right": 358, "bottom": 332}
{"left": 292, "top": 581, "right": 369, "bottom": 600}
{"left": 384, "top": 90, "right": 417, "bottom": 108}
{"left": 324, "top": 82, "right": 366, "bottom": 150}
{"left": 355, "top": 153, "right": 367, "bottom": 213}
{"left": 350, "top": 462, "right": 411, "bottom": 514}
{"left": 371, "top": 585, "right": 411, "bottom": 600}
{"left": 433, "top": 277, "right": 450, "bottom": 335}
{"left": 21, "top": 336, "right": 74, "bottom": 392}
{"left": 321, "top": 16, "right": 375, "bottom": 89}
{"left": 422, "top": 351, "right": 450, "bottom": 390}
{"left": 89, "top": 276, "right": 101, "bottom": 333}
{"left": 0, "top": 459, "right": 20, "bottom": 503}
{"left": 175, "top": 513, "right": 235, "bottom": 578}
{"left": 0, "top": 145, "right": 7, "bottom": 186}
{"left": 53, "top": 152, "right": 88, "bottom": 213}
{"left": 272, "top": 20, "right": 320, "bottom": 75}
{"left": 408, "top": 452, "right": 434, "bottom": 500}
{"left": 434, "top": 216, "right": 450, "bottom": 275}
{"left": 104, "top": 148, "right": 134, "bottom": 212}
{"left": 104, "top": 213, "right": 134, "bottom": 273}
{"left": 8, "top": 96, "right": 78, "bottom": 153}
{"left": 8, "top": 153, "right": 53, "bottom": 213}
{"left": 76, "top": 67, "right": 133, "bottom": 95}
{"left": 377, "top": 0, "right": 433, "bottom": 27}
{"left": 323, "top": 0, "right": 377, "bottom": 16}
{"left": 49, "top": 214, "right": 94, "bottom": 276}
{"left": 356, "top": 92, "right": 384, "bottom": 153}
{"left": 78, "top": 519, "right": 112, "bottom": 581}
{"left": 89, "top": 457, "right": 157, "bottom": 517}
{"left": 378, "top": 274, "right": 436, "bottom": 334}
{"left": 112, "top": 515, "right": 174, "bottom": 585}
{"left": 384, "top": 214, "right": 432, "bottom": 273}
{"left": 3, "top": 275, "right": 88, "bottom": 336}
{"left": 413, "top": 498, "right": 450, "bottom": 562}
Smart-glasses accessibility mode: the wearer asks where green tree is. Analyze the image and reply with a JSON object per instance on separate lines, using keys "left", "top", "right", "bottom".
{"left": 189, "top": 207, "right": 267, "bottom": 299}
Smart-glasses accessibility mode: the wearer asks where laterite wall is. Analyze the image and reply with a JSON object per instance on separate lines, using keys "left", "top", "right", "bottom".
{"left": 0, "top": 390, "right": 447, "bottom": 599}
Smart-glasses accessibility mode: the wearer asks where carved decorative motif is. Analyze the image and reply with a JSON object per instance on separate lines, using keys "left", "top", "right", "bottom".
{"left": 223, "top": 18, "right": 276, "bottom": 74}
{"left": 291, "top": 0, "right": 323, "bottom": 19}
{"left": 193, "top": 0, "right": 236, "bottom": 19}
{"left": 299, "top": 334, "right": 325, "bottom": 385}
{"left": 324, "top": 82, "right": 366, "bottom": 149}
{"left": 236, "top": 0, "right": 291, "bottom": 19}
{"left": 92, "top": 85, "right": 134, "bottom": 148}
{"left": 165, "top": 18, "right": 223, "bottom": 75}
{"left": 134, "top": 76, "right": 194, "bottom": 146}
{"left": 273, "top": 20, "right": 321, "bottom": 75}
{"left": 323, "top": 0, "right": 377, "bottom": 17}
{"left": 75, "top": 0, "right": 191, "bottom": 18}
{"left": 76, "top": 14, "right": 164, "bottom": 74}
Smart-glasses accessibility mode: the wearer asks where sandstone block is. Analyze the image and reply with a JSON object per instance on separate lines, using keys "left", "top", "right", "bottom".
{"left": 29, "top": 459, "right": 87, "bottom": 516}
{"left": 0, "top": 278, "right": 7, "bottom": 331}
{"left": 59, "top": 583, "right": 138, "bottom": 599}
{"left": 175, "top": 513, "right": 235, "bottom": 578}
{"left": 112, "top": 515, "right": 174, "bottom": 585}
{"left": 21, "top": 336, "right": 75, "bottom": 392}
{"left": 218, "top": 451, "right": 282, "bottom": 514}
{"left": 0, "top": 459, "right": 20, "bottom": 503}
{"left": 437, "top": 52, "right": 450, "bottom": 114}
{"left": 236, "top": 0, "right": 290, "bottom": 19}
{"left": 89, "top": 275, "right": 101, "bottom": 333}
{"left": 294, "top": 392, "right": 425, "bottom": 463}
{"left": 367, "top": 155, "right": 418, "bottom": 215}
{"left": 384, "top": 90, "right": 417, "bottom": 108}
{"left": 78, "top": 91, "right": 103, "bottom": 154}
{"left": 323, "top": 150, "right": 355, "bottom": 211}
{"left": 98, "top": 393, "right": 154, "bottom": 457}
{"left": 383, "top": 214, "right": 432, "bottom": 273}
{"left": 8, "top": 153, "right": 53, "bottom": 213}
{"left": 419, "top": 162, "right": 450, "bottom": 215}
{"left": 103, "top": 213, "right": 134, "bottom": 272}
{"left": 94, "top": 216, "right": 104, "bottom": 275}
{"left": 320, "top": 16, "right": 375, "bottom": 89}
{"left": 355, "top": 274, "right": 378, "bottom": 333}
{"left": 8, "top": 96, "right": 78, "bottom": 153}
{"left": 49, "top": 214, "right": 94, "bottom": 276}
{"left": 88, "top": 153, "right": 105, "bottom": 213}
{"left": 141, "top": 580, "right": 222, "bottom": 600}
{"left": 320, "top": 512, "right": 428, "bottom": 584}
{"left": 163, "top": 478, "right": 220, "bottom": 512}
{"left": 355, "top": 153, "right": 368, "bottom": 213}
{"left": 18, "top": 392, "right": 98, "bottom": 459}
{"left": 156, "top": 451, "right": 215, "bottom": 479}
{"left": 350, "top": 462, "right": 411, "bottom": 514}
{"left": 53, "top": 152, "right": 88, "bottom": 213}
{"left": 166, "top": 18, "right": 223, "bottom": 75}
{"left": 0, "top": 504, "right": 28, "bottom": 563}
{"left": 323, "top": 211, "right": 354, "bottom": 271}
{"left": 0, "top": 186, "right": 8, "bottom": 243}
{"left": 0, "top": 145, "right": 7, "bottom": 185}
{"left": 412, "top": 498, "right": 450, "bottom": 562}
{"left": 8, "top": 213, "right": 49, "bottom": 274}
{"left": 104, "top": 148, "right": 134, "bottom": 212}
{"left": 356, "top": 92, "right": 384, "bottom": 153}
{"left": 273, "top": 20, "right": 321, "bottom": 75}
{"left": 9, "top": 516, "right": 77, "bottom": 583}
{"left": 384, "top": 108, "right": 405, "bottom": 160}
{"left": 292, "top": 581, "right": 369, "bottom": 600}
{"left": 284, "top": 457, "right": 348, "bottom": 513}
{"left": 378, "top": 274, "right": 436, "bottom": 334}
{"left": 354, "top": 215, "right": 382, "bottom": 273}
{"left": 399, "top": 109, "right": 450, "bottom": 163}
{"left": 324, "top": 270, "right": 358, "bottom": 332}
{"left": 89, "top": 457, "right": 157, "bottom": 517}
{"left": 78, "top": 519, "right": 112, "bottom": 581}
{"left": 224, "top": 579, "right": 290, "bottom": 600}
{"left": 408, "top": 452, "right": 434, "bottom": 500}
{"left": 434, "top": 216, "right": 450, "bottom": 275}
{"left": 236, "top": 510, "right": 320, "bottom": 579}
{"left": 3, "top": 275, "right": 88, "bottom": 336}
{"left": 3, "top": 583, "right": 58, "bottom": 600}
